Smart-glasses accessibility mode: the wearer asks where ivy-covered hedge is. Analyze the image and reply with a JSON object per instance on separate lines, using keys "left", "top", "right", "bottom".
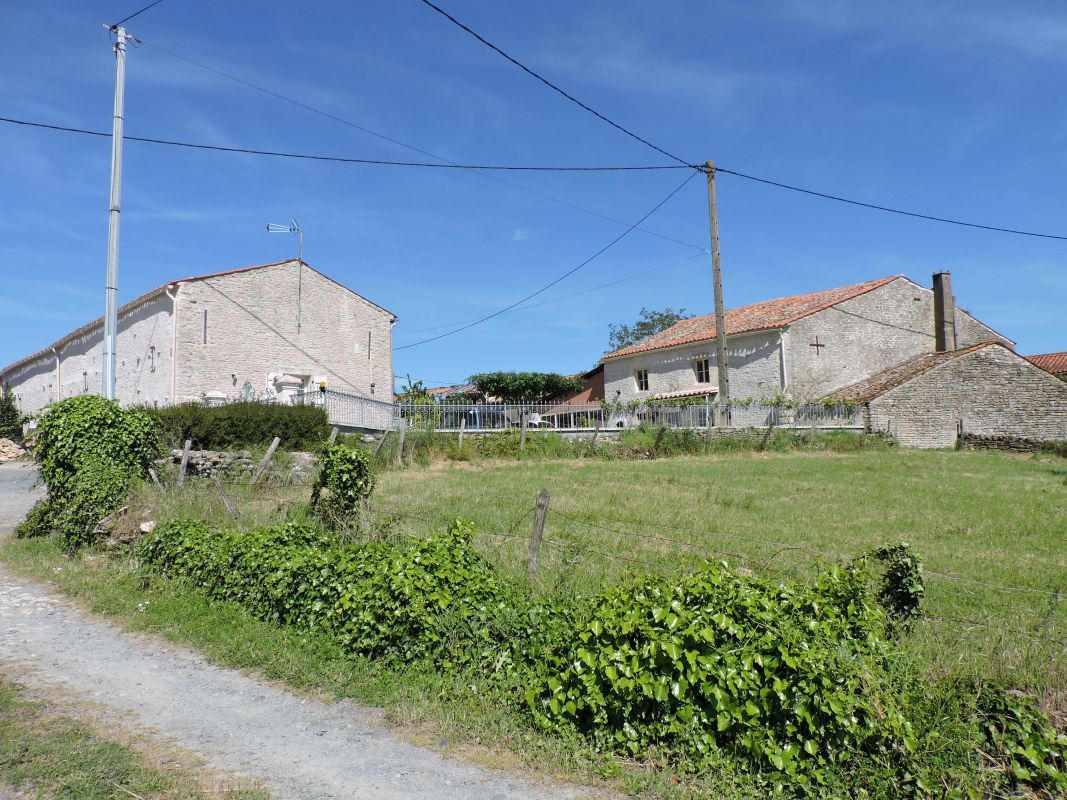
{"left": 136, "top": 520, "right": 1065, "bottom": 796}
{"left": 17, "top": 395, "right": 161, "bottom": 546}
{"left": 139, "top": 519, "right": 518, "bottom": 668}
{"left": 147, "top": 402, "right": 330, "bottom": 451}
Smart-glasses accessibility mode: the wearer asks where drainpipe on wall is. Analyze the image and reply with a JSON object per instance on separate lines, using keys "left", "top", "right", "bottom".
{"left": 52, "top": 345, "right": 61, "bottom": 403}
{"left": 165, "top": 284, "right": 178, "bottom": 404}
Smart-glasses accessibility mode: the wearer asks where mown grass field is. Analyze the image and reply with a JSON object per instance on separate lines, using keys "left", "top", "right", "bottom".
{"left": 363, "top": 448, "right": 1067, "bottom": 692}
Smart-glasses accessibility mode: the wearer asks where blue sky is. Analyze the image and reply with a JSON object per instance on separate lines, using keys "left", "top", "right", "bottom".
{"left": 2, "top": 1, "right": 1065, "bottom": 389}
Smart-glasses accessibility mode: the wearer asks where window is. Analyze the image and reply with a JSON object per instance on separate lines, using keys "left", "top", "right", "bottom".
{"left": 694, "top": 357, "right": 710, "bottom": 384}
{"left": 202, "top": 310, "right": 208, "bottom": 344}
{"left": 149, "top": 346, "right": 156, "bottom": 372}
{"left": 634, "top": 369, "right": 649, "bottom": 392}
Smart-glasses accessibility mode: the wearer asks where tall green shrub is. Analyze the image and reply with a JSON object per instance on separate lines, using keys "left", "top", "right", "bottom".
{"left": 22, "top": 395, "right": 161, "bottom": 546}
{"left": 149, "top": 402, "right": 330, "bottom": 450}
{"left": 310, "top": 443, "right": 375, "bottom": 526}
{"left": 0, "top": 386, "right": 25, "bottom": 442}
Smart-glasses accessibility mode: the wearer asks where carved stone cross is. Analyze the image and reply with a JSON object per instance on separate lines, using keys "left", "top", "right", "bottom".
{"left": 809, "top": 336, "right": 826, "bottom": 356}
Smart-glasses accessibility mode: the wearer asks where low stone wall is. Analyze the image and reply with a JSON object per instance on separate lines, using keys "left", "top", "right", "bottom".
{"left": 168, "top": 449, "right": 254, "bottom": 478}
{"left": 958, "top": 433, "right": 1053, "bottom": 453}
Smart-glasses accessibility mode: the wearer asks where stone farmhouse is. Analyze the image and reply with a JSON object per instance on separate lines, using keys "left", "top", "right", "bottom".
{"left": 601, "top": 272, "right": 1067, "bottom": 446}
{"left": 0, "top": 259, "right": 396, "bottom": 414}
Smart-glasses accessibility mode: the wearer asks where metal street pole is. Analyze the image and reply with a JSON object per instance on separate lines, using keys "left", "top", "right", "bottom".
{"left": 102, "top": 25, "right": 129, "bottom": 400}
{"left": 705, "top": 160, "right": 730, "bottom": 424}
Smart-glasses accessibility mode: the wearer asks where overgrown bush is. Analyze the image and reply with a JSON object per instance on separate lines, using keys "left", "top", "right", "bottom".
{"left": 148, "top": 401, "right": 330, "bottom": 451}
{"left": 23, "top": 395, "right": 161, "bottom": 546}
{"left": 977, "top": 684, "right": 1067, "bottom": 795}
{"left": 0, "top": 386, "right": 25, "bottom": 442}
{"left": 311, "top": 443, "right": 375, "bottom": 526}
{"left": 525, "top": 562, "right": 912, "bottom": 786}
{"left": 139, "top": 518, "right": 516, "bottom": 668}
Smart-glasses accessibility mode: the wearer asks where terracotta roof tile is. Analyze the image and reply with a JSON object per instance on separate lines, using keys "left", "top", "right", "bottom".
{"left": 826, "top": 342, "right": 1001, "bottom": 403}
{"left": 1027, "top": 351, "right": 1067, "bottom": 376}
{"left": 603, "top": 275, "right": 903, "bottom": 359}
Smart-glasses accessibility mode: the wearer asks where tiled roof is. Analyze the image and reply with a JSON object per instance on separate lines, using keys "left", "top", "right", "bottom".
{"left": 1, "top": 260, "right": 395, "bottom": 377}
{"left": 826, "top": 342, "right": 1001, "bottom": 403}
{"left": 1027, "top": 351, "right": 1067, "bottom": 376}
{"left": 653, "top": 387, "right": 718, "bottom": 400}
{"left": 603, "top": 275, "right": 903, "bottom": 360}
{"left": 427, "top": 384, "right": 477, "bottom": 397}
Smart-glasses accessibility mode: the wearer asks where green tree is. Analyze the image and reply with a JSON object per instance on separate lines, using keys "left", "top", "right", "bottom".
{"left": 468, "top": 371, "right": 584, "bottom": 402}
{"left": 608, "top": 307, "right": 690, "bottom": 351}
{"left": 0, "top": 386, "right": 25, "bottom": 442}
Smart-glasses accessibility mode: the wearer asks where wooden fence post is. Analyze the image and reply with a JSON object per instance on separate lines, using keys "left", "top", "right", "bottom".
{"left": 147, "top": 467, "right": 163, "bottom": 491}
{"left": 373, "top": 429, "right": 391, "bottom": 456}
{"left": 458, "top": 417, "right": 466, "bottom": 449}
{"left": 396, "top": 424, "right": 407, "bottom": 467}
{"left": 758, "top": 417, "right": 777, "bottom": 452}
{"left": 328, "top": 426, "right": 339, "bottom": 444}
{"left": 251, "top": 436, "right": 281, "bottom": 485}
{"left": 212, "top": 474, "right": 240, "bottom": 521}
{"left": 651, "top": 425, "right": 667, "bottom": 458}
{"left": 527, "top": 488, "right": 550, "bottom": 580}
{"left": 177, "top": 439, "right": 192, "bottom": 488}
{"left": 520, "top": 412, "right": 528, "bottom": 454}
{"left": 591, "top": 420, "right": 600, "bottom": 447}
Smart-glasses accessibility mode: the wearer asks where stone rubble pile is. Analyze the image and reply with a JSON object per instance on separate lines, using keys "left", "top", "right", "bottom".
{"left": 0, "top": 438, "right": 26, "bottom": 463}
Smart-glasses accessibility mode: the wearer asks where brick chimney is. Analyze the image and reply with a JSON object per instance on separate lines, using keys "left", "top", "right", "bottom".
{"left": 932, "top": 271, "right": 957, "bottom": 353}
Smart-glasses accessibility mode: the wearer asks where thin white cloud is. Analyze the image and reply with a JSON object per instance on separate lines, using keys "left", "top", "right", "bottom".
{"left": 511, "top": 227, "right": 529, "bottom": 242}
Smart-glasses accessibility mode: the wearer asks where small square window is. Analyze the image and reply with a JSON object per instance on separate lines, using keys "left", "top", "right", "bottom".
{"left": 694, "top": 358, "right": 710, "bottom": 384}
{"left": 634, "top": 369, "right": 649, "bottom": 392}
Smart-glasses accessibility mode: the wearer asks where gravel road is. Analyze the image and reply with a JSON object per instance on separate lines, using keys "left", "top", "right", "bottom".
{"left": 0, "top": 462, "right": 602, "bottom": 800}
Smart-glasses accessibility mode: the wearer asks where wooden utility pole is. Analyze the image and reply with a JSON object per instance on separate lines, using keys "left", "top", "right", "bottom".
{"left": 705, "top": 160, "right": 731, "bottom": 424}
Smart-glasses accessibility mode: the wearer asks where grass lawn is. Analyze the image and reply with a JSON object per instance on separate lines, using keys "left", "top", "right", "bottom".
{"left": 365, "top": 449, "right": 1067, "bottom": 691}
{"left": 0, "top": 676, "right": 268, "bottom": 799}
{"left": 2, "top": 446, "right": 1064, "bottom": 798}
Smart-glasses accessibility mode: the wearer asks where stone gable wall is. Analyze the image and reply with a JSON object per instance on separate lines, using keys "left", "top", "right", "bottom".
{"left": 788, "top": 278, "right": 1010, "bottom": 398}
{"left": 175, "top": 262, "right": 394, "bottom": 402}
{"left": 867, "top": 345, "right": 1067, "bottom": 448}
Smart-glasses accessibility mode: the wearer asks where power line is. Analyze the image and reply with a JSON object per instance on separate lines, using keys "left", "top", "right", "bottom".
{"left": 0, "top": 116, "right": 682, "bottom": 172}
{"left": 417, "top": 0, "right": 692, "bottom": 168}
{"left": 714, "top": 166, "right": 1067, "bottom": 242}
{"left": 396, "top": 170, "right": 700, "bottom": 350}
{"left": 400, "top": 251, "right": 704, "bottom": 336}
{"left": 112, "top": 0, "right": 167, "bottom": 27}
{"left": 137, "top": 41, "right": 707, "bottom": 252}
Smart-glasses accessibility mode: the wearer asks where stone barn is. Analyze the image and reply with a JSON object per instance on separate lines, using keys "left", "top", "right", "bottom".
{"left": 0, "top": 259, "right": 396, "bottom": 413}
{"left": 828, "top": 342, "right": 1067, "bottom": 448}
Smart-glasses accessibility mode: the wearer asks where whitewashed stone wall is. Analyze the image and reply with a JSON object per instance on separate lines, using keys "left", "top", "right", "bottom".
{"left": 603, "top": 330, "right": 782, "bottom": 403}
{"left": 868, "top": 345, "right": 1067, "bottom": 448}
{"left": 1, "top": 294, "right": 173, "bottom": 414}
{"left": 174, "top": 262, "right": 393, "bottom": 402}
{"left": 787, "top": 277, "right": 1010, "bottom": 398}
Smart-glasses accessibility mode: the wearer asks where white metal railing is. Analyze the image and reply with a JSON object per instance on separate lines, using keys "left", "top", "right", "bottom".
{"left": 294, "top": 390, "right": 863, "bottom": 433}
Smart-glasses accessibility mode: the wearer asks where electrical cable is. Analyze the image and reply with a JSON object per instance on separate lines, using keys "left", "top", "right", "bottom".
{"left": 395, "top": 170, "right": 700, "bottom": 350}
{"left": 399, "top": 251, "right": 704, "bottom": 336}
{"left": 0, "top": 116, "right": 681, "bottom": 172}
{"left": 137, "top": 41, "right": 707, "bottom": 252}
{"left": 713, "top": 166, "right": 1067, "bottom": 241}
{"left": 111, "top": 0, "right": 167, "bottom": 27}
{"left": 417, "top": 0, "right": 692, "bottom": 167}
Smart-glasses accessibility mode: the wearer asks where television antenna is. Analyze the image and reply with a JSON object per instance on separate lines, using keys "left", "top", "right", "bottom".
{"left": 266, "top": 218, "right": 304, "bottom": 334}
